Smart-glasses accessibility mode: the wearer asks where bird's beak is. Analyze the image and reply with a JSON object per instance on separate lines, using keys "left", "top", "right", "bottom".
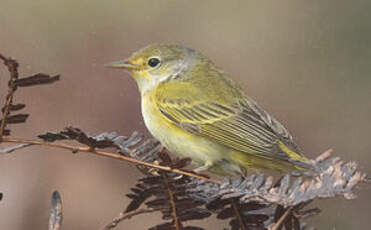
{"left": 104, "top": 59, "right": 137, "bottom": 70}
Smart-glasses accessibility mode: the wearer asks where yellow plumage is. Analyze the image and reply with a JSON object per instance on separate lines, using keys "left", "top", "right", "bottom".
{"left": 106, "top": 44, "right": 310, "bottom": 176}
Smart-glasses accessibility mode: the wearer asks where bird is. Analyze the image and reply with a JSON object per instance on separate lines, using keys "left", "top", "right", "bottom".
{"left": 106, "top": 44, "right": 310, "bottom": 176}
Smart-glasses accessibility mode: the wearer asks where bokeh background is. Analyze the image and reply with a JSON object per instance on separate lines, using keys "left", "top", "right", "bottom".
{"left": 1, "top": 0, "right": 370, "bottom": 229}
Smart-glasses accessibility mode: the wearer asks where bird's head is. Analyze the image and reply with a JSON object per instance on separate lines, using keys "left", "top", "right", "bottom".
{"left": 106, "top": 44, "right": 198, "bottom": 93}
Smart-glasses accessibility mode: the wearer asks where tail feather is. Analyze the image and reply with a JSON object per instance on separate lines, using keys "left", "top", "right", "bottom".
{"left": 278, "top": 141, "right": 311, "bottom": 170}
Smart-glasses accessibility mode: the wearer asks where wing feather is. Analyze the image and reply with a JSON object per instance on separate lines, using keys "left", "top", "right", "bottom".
{"left": 155, "top": 81, "right": 304, "bottom": 163}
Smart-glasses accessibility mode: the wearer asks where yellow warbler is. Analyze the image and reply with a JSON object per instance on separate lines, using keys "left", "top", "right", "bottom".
{"left": 106, "top": 44, "right": 310, "bottom": 176}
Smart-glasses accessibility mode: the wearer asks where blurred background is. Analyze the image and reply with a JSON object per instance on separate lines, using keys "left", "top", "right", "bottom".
{"left": 0, "top": 0, "right": 370, "bottom": 229}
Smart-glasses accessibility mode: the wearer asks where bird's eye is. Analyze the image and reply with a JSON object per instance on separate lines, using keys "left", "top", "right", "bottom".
{"left": 148, "top": 57, "right": 161, "bottom": 68}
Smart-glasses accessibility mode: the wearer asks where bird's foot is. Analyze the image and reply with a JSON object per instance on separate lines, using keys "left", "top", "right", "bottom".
{"left": 193, "top": 161, "right": 213, "bottom": 173}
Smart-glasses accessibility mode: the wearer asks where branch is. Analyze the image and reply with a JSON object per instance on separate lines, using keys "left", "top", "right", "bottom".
{"left": 162, "top": 172, "right": 182, "bottom": 230}
{"left": 0, "top": 54, "right": 19, "bottom": 140}
{"left": 268, "top": 207, "right": 293, "bottom": 230}
{"left": 1, "top": 137, "right": 219, "bottom": 183}
{"left": 101, "top": 208, "right": 154, "bottom": 230}
{"left": 122, "top": 152, "right": 212, "bottom": 230}
{"left": 0, "top": 52, "right": 59, "bottom": 139}
{"left": 0, "top": 143, "right": 32, "bottom": 153}
{"left": 231, "top": 199, "right": 247, "bottom": 230}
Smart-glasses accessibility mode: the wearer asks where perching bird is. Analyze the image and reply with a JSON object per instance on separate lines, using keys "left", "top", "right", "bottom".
{"left": 106, "top": 44, "right": 310, "bottom": 176}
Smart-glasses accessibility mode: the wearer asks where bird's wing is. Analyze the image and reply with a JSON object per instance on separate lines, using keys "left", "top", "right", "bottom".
{"left": 154, "top": 81, "right": 306, "bottom": 164}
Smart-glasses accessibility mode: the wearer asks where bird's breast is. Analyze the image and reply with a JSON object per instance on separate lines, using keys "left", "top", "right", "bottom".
{"left": 141, "top": 92, "right": 180, "bottom": 153}
{"left": 141, "top": 92, "right": 164, "bottom": 139}
{"left": 140, "top": 91, "right": 225, "bottom": 166}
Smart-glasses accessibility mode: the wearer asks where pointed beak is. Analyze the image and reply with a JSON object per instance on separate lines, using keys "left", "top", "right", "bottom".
{"left": 104, "top": 59, "right": 137, "bottom": 70}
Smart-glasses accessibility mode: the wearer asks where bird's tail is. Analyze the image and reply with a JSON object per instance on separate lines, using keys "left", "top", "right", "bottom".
{"left": 278, "top": 141, "right": 311, "bottom": 170}
{"left": 230, "top": 142, "right": 311, "bottom": 173}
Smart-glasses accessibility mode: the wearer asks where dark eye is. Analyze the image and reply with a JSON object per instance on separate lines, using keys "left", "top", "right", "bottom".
{"left": 148, "top": 57, "right": 160, "bottom": 68}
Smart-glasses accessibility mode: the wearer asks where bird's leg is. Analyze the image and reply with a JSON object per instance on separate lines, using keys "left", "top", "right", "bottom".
{"left": 193, "top": 161, "right": 213, "bottom": 173}
{"left": 173, "top": 161, "right": 213, "bottom": 180}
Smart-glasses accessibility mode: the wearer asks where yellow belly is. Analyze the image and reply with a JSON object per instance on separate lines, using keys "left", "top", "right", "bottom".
{"left": 141, "top": 92, "right": 226, "bottom": 167}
